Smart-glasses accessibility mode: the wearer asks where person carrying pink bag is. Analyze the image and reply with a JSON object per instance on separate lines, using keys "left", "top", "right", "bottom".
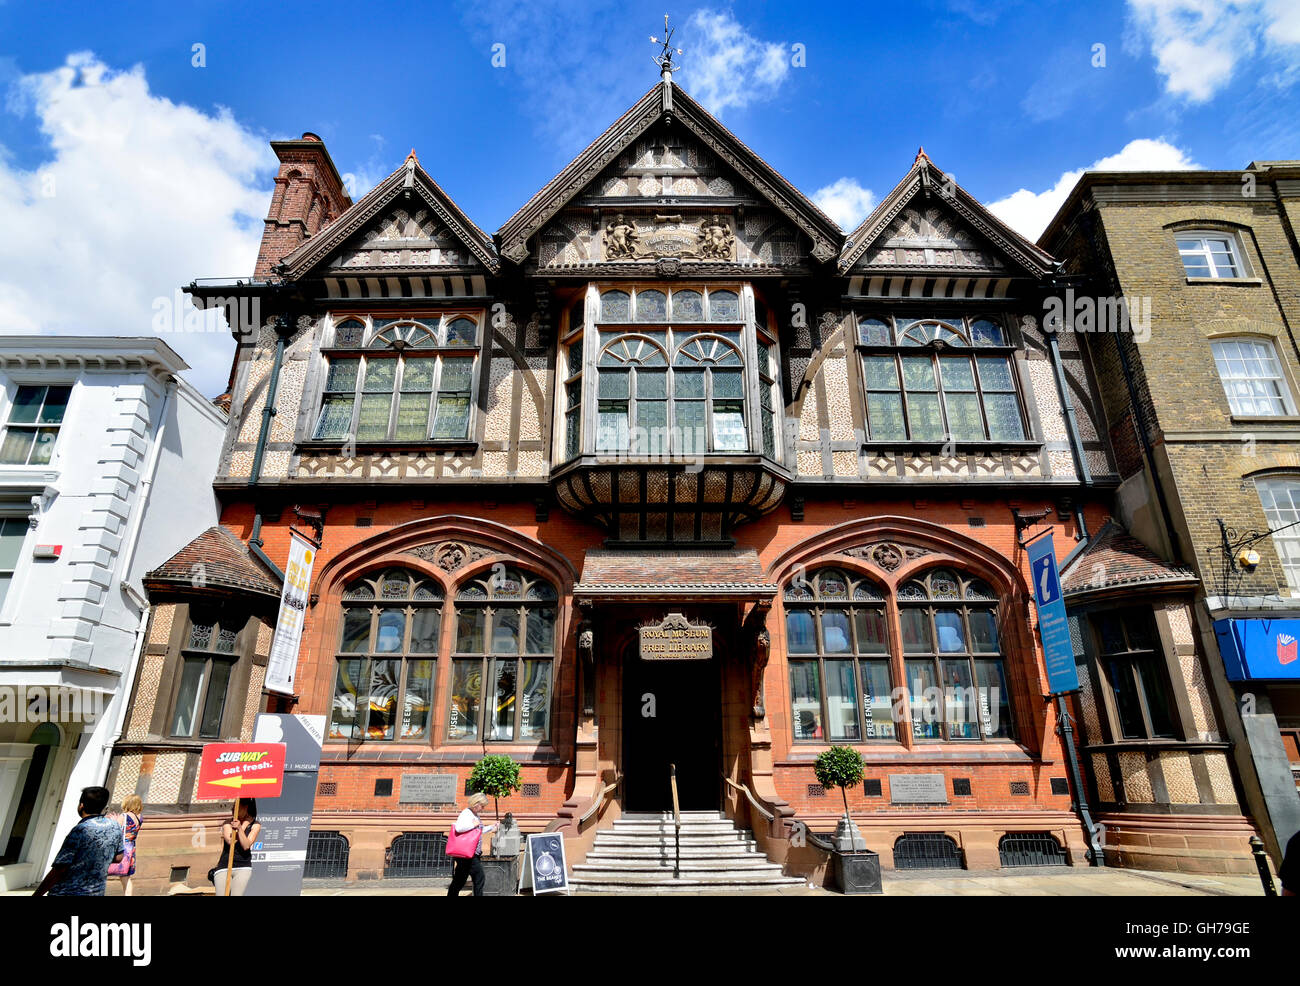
{"left": 446, "top": 792, "right": 496, "bottom": 897}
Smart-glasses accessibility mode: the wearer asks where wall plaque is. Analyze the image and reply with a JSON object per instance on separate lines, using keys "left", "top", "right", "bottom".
{"left": 639, "top": 613, "right": 713, "bottom": 661}
{"left": 888, "top": 773, "right": 948, "bottom": 804}
{"left": 399, "top": 773, "right": 459, "bottom": 804}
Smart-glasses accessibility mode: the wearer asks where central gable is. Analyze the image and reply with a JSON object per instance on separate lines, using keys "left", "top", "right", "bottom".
{"left": 330, "top": 202, "right": 482, "bottom": 270}
{"left": 536, "top": 123, "right": 804, "bottom": 270}
{"left": 498, "top": 81, "right": 842, "bottom": 266}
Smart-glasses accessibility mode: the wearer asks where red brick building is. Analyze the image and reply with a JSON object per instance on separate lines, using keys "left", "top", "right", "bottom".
{"left": 108, "top": 76, "right": 1253, "bottom": 891}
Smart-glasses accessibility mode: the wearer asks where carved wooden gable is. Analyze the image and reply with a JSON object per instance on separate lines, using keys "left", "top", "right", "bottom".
{"left": 329, "top": 201, "right": 484, "bottom": 270}
{"left": 536, "top": 126, "right": 802, "bottom": 271}
{"left": 856, "top": 202, "right": 1007, "bottom": 272}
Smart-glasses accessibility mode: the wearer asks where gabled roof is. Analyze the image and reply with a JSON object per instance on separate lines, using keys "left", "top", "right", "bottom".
{"left": 1059, "top": 520, "right": 1198, "bottom": 600}
{"left": 496, "top": 80, "right": 843, "bottom": 265}
{"left": 279, "top": 153, "right": 499, "bottom": 278}
{"left": 145, "top": 526, "right": 282, "bottom": 599}
{"left": 840, "top": 149, "right": 1057, "bottom": 277}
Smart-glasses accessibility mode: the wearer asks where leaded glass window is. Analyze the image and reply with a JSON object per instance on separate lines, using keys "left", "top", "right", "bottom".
{"left": 329, "top": 569, "right": 442, "bottom": 742}
{"left": 450, "top": 568, "right": 556, "bottom": 743}
{"left": 313, "top": 314, "right": 482, "bottom": 442}
{"left": 854, "top": 313, "right": 1025, "bottom": 443}
{"left": 171, "top": 610, "right": 244, "bottom": 740}
{"left": 784, "top": 569, "right": 892, "bottom": 742}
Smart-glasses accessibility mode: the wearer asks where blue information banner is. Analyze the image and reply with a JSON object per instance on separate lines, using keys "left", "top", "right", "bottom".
{"left": 1026, "top": 534, "right": 1079, "bottom": 695}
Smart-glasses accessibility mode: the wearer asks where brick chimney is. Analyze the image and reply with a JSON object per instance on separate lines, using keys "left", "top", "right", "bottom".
{"left": 254, "top": 132, "right": 353, "bottom": 278}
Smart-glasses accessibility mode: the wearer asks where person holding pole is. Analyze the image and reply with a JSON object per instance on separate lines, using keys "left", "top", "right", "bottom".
{"left": 210, "top": 799, "right": 260, "bottom": 896}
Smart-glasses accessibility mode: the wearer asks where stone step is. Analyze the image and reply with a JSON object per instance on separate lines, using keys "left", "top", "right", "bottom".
{"left": 586, "top": 845, "right": 760, "bottom": 859}
{"left": 593, "top": 834, "right": 759, "bottom": 849}
{"left": 569, "top": 872, "right": 805, "bottom": 889}
{"left": 610, "top": 823, "right": 744, "bottom": 836}
{"left": 575, "top": 858, "right": 785, "bottom": 873}
{"left": 619, "top": 811, "right": 726, "bottom": 821}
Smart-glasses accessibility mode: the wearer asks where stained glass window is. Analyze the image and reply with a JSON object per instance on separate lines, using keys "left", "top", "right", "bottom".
{"left": 329, "top": 570, "right": 442, "bottom": 742}
{"left": 451, "top": 567, "right": 556, "bottom": 743}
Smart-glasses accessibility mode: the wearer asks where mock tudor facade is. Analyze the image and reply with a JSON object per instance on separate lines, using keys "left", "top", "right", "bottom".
{"left": 106, "top": 77, "right": 1268, "bottom": 891}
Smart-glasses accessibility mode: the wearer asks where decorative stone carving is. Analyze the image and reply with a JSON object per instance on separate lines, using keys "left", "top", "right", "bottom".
{"left": 655, "top": 257, "right": 681, "bottom": 278}
{"left": 603, "top": 213, "right": 639, "bottom": 259}
{"left": 697, "top": 215, "right": 735, "bottom": 260}
{"left": 405, "top": 540, "right": 493, "bottom": 571}
{"left": 844, "top": 541, "right": 933, "bottom": 571}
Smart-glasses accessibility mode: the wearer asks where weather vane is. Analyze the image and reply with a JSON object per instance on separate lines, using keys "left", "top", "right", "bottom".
{"left": 650, "top": 13, "right": 683, "bottom": 77}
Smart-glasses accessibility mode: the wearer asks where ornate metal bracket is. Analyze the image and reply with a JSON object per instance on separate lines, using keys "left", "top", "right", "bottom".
{"left": 1207, "top": 516, "right": 1300, "bottom": 599}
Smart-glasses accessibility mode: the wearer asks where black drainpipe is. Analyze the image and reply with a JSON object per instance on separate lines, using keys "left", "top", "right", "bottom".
{"left": 248, "top": 311, "right": 291, "bottom": 582}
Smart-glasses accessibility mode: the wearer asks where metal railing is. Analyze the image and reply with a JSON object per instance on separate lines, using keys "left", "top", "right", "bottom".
{"left": 669, "top": 763, "right": 681, "bottom": 879}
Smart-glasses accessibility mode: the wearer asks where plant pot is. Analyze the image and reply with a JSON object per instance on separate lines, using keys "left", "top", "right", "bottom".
{"left": 832, "top": 849, "right": 882, "bottom": 895}
{"left": 480, "top": 854, "right": 520, "bottom": 896}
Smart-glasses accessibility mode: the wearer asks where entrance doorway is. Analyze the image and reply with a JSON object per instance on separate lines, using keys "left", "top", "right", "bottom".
{"left": 621, "top": 646, "right": 721, "bottom": 812}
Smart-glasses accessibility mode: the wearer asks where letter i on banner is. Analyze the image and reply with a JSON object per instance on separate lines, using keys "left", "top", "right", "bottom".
{"left": 266, "top": 529, "right": 316, "bottom": 695}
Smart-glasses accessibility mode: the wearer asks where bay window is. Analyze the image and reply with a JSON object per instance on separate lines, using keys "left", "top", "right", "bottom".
{"left": 560, "top": 285, "right": 782, "bottom": 462}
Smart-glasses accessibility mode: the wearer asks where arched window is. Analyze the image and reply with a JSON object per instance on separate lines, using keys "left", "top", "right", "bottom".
{"left": 314, "top": 313, "right": 481, "bottom": 443}
{"left": 674, "top": 334, "right": 746, "bottom": 452}
{"left": 854, "top": 312, "right": 1022, "bottom": 443}
{"left": 1211, "top": 338, "right": 1295, "bottom": 417}
{"left": 596, "top": 336, "right": 669, "bottom": 453}
{"left": 783, "top": 565, "right": 1015, "bottom": 745}
{"left": 784, "top": 569, "right": 891, "bottom": 742}
{"left": 898, "top": 568, "right": 1011, "bottom": 741}
{"left": 329, "top": 569, "right": 442, "bottom": 741}
{"left": 449, "top": 568, "right": 556, "bottom": 743}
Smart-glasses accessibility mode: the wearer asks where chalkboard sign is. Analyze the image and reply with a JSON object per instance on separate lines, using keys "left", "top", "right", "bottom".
{"left": 519, "top": 832, "right": 568, "bottom": 895}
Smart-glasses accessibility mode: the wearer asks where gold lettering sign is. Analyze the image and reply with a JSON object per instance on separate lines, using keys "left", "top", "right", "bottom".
{"left": 639, "top": 613, "right": 713, "bottom": 661}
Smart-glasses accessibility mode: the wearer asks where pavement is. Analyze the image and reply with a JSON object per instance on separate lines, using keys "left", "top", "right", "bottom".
{"left": 3, "top": 867, "right": 1268, "bottom": 897}
{"left": 293, "top": 867, "right": 1268, "bottom": 896}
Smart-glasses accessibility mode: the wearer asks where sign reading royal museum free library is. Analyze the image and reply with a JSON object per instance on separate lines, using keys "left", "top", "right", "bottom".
{"left": 639, "top": 613, "right": 713, "bottom": 660}
{"left": 1025, "top": 534, "right": 1079, "bottom": 695}
{"left": 266, "top": 529, "right": 317, "bottom": 695}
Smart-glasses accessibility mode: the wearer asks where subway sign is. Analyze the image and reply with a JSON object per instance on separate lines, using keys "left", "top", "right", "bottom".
{"left": 196, "top": 742, "right": 287, "bottom": 800}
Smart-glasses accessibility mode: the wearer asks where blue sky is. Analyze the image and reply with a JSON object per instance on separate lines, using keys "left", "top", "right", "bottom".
{"left": 1, "top": 0, "right": 1297, "bottom": 394}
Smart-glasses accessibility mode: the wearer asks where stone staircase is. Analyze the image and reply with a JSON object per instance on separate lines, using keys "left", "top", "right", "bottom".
{"left": 568, "top": 811, "right": 805, "bottom": 893}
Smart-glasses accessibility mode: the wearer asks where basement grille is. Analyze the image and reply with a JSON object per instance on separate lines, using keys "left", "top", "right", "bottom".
{"left": 317, "top": 782, "right": 337, "bottom": 797}
{"left": 807, "top": 784, "right": 826, "bottom": 797}
{"left": 384, "top": 832, "right": 452, "bottom": 878}
{"left": 893, "top": 833, "right": 963, "bottom": 870}
{"left": 305, "top": 831, "right": 350, "bottom": 879}
{"left": 522, "top": 783, "right": 541, "bottom": 798}
{"left": 999, "top": 832, "right": 1067, "bottom": 867}
{"left": 1010, "top": 781, "right": 1030, "bottom": 795}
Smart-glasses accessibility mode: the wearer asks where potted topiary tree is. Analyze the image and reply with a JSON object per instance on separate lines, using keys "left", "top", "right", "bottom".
{"left": 813, "top": 746, "right": 881, "bottom": 895}
{"left": 468, "top": 754, "right": 523, "bottom": 895}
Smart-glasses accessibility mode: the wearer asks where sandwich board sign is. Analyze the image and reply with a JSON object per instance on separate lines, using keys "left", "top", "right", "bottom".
{"left": 246, "top": 713, "right": 326, "bottom": 896}
{"left": 519, "top": 832, "right": 568, "bottom": 895}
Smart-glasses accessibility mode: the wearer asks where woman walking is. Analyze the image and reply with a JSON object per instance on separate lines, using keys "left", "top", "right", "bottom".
{"left": 210, "top": 800, "right": 260, "bottom": 896}
{"left": 446, "top": 792, "right": 496, "bottom": 897}
{"left": 110, "top": 795, "right": 143, "bottom": 896}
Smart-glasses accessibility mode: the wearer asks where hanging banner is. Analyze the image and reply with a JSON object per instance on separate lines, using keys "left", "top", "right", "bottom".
{"left": 266, "top": 529, "right": 316, "bottom": 695}
{"left": 1026, "top": 534, "right": 1079, "bottom": 695}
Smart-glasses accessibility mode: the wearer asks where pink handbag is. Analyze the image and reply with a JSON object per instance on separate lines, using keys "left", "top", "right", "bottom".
{"left": 446, "top": 822, "right": 482, "bottom": 859}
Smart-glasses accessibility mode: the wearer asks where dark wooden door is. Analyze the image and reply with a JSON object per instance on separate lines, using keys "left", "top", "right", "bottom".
{"left": 622, "top": 651, "right": 721, "bottom": 812}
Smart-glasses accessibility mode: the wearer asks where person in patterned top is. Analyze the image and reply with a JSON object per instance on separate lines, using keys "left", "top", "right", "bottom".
{"left": 33, "top": 787, "right": 126, "bottom": 897}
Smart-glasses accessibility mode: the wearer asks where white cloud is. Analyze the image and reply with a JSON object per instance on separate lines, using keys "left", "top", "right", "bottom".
{"left": 988, "top": 138, "right": 1199, "bottom": 239}
{"left": 1126, "top": 0, "right": 1300, "bottom": 102}
{"left": 812, "top": 177, "right": 875, "bottom": 230}
{"left": 0, "top": 53, "right": 272, "bottom": 396}
{"left": 679, "top": 10, "right": 791, "bottom": 115}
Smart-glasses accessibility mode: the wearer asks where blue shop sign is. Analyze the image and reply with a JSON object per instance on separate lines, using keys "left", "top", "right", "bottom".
{"left": 1214, "top": 618, "right": 1300, "bottom": 681}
